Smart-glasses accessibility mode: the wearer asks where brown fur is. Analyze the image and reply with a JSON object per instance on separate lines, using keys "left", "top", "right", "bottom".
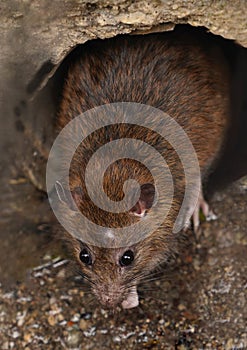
{"left": 56, "top": 26, "right": 230, "bottom": 308}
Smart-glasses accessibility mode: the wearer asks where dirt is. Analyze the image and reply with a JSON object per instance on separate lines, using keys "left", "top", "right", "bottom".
{"left": 0, "top": 155, "right": 246, "bottom": 350}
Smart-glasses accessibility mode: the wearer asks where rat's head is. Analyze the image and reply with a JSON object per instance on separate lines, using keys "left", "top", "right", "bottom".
{"left": 72, "top": 240, "right": 141, "bottom": 309}
{"left": 54, "top": 180, "right": 171, "bottom": 309}
{"left": 70, "top": 227, "right": 171, "bottom": 309}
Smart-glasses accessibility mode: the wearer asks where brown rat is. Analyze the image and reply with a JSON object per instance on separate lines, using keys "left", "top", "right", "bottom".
{"left": 54, "top": 26, "right": 230, "bottom": 309}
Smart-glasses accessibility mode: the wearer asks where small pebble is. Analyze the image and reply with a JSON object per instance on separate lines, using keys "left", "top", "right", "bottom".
{"left": 12, "top": 330, "right": 20, "bottom": 339}
{"left": 23, "top": 332, "right": 32, "bottom": 343}
{"left": 2, "top": 342, "right": 9, "bottom": 350}
{"left": 81, "top": 312, "right": 92, "bottom": 320}
{"left": 79, "top": 319, "right": 88, "bottom": 331}
{"left": 113, "top": 336, "right": 121, "bottom": 342}
{"left": 71, "top": 313, "right": 80, "bottom": 322}
{"left": 47, "top": 315, "right": 56, "bottom": 326}
{"left": 57, "top": 313, "right": 64, "bottom": 321}
{"left": 66, "top": 330, "right": 83, "bottom": 347}
{"left": 178, "top": 304, "right": 186, "bottom": 311}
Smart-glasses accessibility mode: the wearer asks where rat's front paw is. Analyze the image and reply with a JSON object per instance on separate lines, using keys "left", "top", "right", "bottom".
{"left": 192, "top": 191, "right": 217, "bottom": 232}
{"left": 121, "top": 286, "right": 139, "bottom": 309}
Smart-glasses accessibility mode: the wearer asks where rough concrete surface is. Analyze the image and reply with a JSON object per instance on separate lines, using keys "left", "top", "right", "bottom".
{"left": 1, "top": 0, "right": 247, "bottom": 189}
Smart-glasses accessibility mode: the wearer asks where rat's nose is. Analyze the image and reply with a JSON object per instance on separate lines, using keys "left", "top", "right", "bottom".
{"left": 100, "top": 292, "right": 120, "bottom": 308}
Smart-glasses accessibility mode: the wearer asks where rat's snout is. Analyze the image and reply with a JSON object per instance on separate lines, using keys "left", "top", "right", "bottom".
{"left": 93, "top": 283, "right": 139, "bottom": 309}
{"left": 94, "top": 285, "right": 124, "bottom": 309}
{"left": 100, "top": 292, "right": 120, "bottom": 309}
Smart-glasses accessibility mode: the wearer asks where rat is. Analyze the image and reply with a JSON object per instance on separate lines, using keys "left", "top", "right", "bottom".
{"left": 54, "top": 26, "right": 230, "bottom": 309}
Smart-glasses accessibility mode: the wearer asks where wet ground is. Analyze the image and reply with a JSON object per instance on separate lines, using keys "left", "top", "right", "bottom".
{"left": 0, "top": 157, "right": 246, "bottom": 349}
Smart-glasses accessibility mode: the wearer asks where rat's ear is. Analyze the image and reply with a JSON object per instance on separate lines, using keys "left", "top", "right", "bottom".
{"left": 130, "top": 183, "right": 155, "bottom": 217}
{"left": 54, "top": 181, "right": 83, "bottom": 211}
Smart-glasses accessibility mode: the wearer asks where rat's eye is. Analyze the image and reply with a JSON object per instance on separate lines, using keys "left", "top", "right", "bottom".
{"left": 79, "top": 248, "right": 92, "bottom": 265}
{"left": 119, "top": 250, "right": 134, "bottom": 267}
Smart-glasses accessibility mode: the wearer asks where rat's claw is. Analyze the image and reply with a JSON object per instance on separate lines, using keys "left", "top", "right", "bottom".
{"left": 121, "top": 286, "right": 139, "bottom": 309}
{"left": 192, "top": 191, "right": 217, "bottom": 232}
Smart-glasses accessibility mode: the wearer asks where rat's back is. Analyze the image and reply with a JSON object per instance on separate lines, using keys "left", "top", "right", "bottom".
{"left": 59, "top": 26, "right": 229, "bottom": 177}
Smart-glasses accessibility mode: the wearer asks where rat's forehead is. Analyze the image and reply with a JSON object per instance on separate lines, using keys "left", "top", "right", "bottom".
{"left": 101, "top": 229, "right": 137, "bottom": 252}
{"left": 76, "top": 228, "right": 137, "bottom": 255}
{"left": 104, "top": 229, "right": 115, "bottom": 241}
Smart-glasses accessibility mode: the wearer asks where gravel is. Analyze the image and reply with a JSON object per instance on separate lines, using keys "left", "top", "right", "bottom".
{"left": 0, "top": 177, "right": 246, "bottom": 349}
